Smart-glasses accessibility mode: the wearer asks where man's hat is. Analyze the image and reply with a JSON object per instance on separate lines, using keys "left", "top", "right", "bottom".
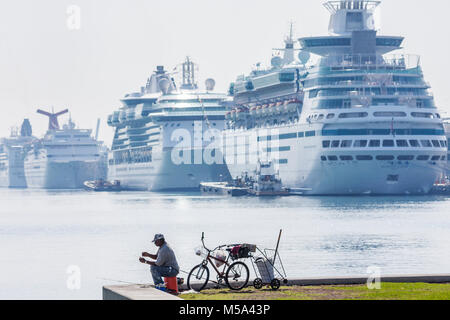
{"left": 152, "top": 234, "right": 165, "bottom": 242}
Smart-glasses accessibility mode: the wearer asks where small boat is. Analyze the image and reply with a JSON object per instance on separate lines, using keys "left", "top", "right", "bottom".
{"left": 430, "top": 183, "right": 450, "bottom": 195}
{"left": 84, "top": 179, "right": 122, "bottom": 192}
{"left": 247, "top": 161, "right": 290, "bottom": 196}
{"left": 200, "top": 181, "right": 249, "bottom": 197}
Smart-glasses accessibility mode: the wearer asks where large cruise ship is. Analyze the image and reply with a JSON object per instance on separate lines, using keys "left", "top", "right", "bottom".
{"left": 223, "top": 0, "right": 448, "bottom": 195}
{"left": 24, "top": 109, "right": 106, "bottom": 189}
{"left": 445, "top": 118, "right": 450, "bottom": 178}
{"left": 107, "top": 57, "right": 231, "bottom": 191}
{"left": 0, "top": 120, "right": 35, "bottom": 188}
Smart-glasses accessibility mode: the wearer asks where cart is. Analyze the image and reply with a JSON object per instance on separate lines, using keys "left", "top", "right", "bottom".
{"left": 249, "top": 230, "right": 288, "bottom": 290}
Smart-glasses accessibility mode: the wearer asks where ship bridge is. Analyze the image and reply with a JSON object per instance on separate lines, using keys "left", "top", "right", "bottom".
{"left": 299, "top": 0, "right": 403, "bottom": 56}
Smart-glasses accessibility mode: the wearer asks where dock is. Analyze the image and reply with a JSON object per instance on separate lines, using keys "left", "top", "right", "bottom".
{"left": 103, "top": 273, "right": 450, "bottom": 300}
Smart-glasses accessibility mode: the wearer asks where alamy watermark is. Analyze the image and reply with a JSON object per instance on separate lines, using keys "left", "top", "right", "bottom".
{"left": 169, "top": 121, "right": 281, "bottom": 168}
{"left": 366, "top": 266, "right": 381, "bottom": 290}
{"left": 66, "top": 5, "right": 81, "bottom": 31}
{"left": 66, "top": 265, "right": 81, "bottom": 290}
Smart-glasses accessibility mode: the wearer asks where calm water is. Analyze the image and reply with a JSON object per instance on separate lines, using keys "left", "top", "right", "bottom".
{"left": 0, "top": 188, "right": 449, "bottom": 299}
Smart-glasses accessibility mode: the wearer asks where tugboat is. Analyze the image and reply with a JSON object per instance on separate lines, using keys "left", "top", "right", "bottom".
{"left": 83, "top": 179, "right": 122, "bottom": 192}
{"left": 430, "top": 177, "right": 450, "bottom": 195}
{"left": 247, "top": 162, "right": 290, "bottom": 196}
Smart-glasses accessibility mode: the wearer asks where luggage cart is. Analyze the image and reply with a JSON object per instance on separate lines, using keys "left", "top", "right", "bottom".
{"left": 250, "top": 230, "right": 288, "bottom": 290}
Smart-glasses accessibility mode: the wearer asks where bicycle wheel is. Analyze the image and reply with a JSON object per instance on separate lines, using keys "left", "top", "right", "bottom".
{"left": 225, "top": 261, "right": 250, "bottom": 291}
{"left": 187, "top": 264, "right": 210, "bottom": 292}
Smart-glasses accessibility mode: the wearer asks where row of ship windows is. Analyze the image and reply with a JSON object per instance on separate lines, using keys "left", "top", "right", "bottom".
{"left": 309, "top": 88, "right": 429, "bottom": 99}
{"left": 312, "top": 98, "right": 435, "bottom": 109}
{"left": 163, "top": 123, "right": 218, "bottom": 127}
{"left": 323, "top": 139, "right": 448, "bottom": 149}
{"left": 111, "top": 147, "right": 153, "bottom": 165}
{"left": 308, "top": 111, "right": 441, "bottom": 121}
{"left": 320, "top": 155, "right": 447, "bottom": 162}
{"left": 303, "top": 76, "right": 425, "bottom": 87}
{"left": 257, "top": 128, "right": 445, "bottom": 142}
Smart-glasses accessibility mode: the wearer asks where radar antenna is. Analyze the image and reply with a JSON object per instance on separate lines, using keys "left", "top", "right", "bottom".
{"left": 37, "top": 108, "right": 69, "bottom": 130}
{"left": 180, "top": 56, "right": 198, "bottom": 90}
{"left": 273, "top": 22, "right": 300, "bottom": 65}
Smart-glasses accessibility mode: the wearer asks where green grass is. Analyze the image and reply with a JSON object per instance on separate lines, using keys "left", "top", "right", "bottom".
{"left": 180, "top": 283, "right": 450, "bottom": 300}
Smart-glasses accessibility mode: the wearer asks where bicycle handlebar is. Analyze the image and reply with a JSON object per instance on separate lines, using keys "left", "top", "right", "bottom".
{"left": 200, "top": 233, "right": 243, "bottom": 254}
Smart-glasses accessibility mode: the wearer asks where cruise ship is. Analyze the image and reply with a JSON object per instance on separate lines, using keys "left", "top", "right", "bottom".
{"left": 24, "top": 109, "right": 106, "bottom": 189}
{"left": 445, "top": 118, "right": 450, "bottom": 178}
{"left": 0, "top": 120, "right": 35, "bottom": 188}
{"left": 223, "top": 0, "right": 448, "bottom": 195}
{"left": 107, "top": 57, "right": 231, "bottom": 191}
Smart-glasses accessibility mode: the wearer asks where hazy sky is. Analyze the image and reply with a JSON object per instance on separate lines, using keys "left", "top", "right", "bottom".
{"left": 1, "top": 0, "right": 449, "bottom": 144}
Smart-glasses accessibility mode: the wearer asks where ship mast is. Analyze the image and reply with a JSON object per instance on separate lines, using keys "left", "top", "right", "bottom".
{"left": 180, "top": 56, "right": 198, "bottom": 90}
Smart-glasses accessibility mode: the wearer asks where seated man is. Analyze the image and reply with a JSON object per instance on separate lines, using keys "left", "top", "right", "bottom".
{"left": 139, "top": 234, "right": 180, "bottom": 287}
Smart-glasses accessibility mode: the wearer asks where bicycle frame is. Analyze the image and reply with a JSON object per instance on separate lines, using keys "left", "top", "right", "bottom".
{"left": 196, "top": 232, "right": 240, "bottom": 281}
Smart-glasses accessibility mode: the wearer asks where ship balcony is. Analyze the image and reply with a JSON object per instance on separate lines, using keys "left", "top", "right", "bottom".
{"left": 313, "top": 93, "right": 434, "bottom": 100}
{"left": 319, "top": 54, "right": 421, "bottom": 73}
{"left": 305, "top": 106, "right": 444, "bottom": 126}
{"left": 306, "top": 81, "right": 431, "bottom": 90}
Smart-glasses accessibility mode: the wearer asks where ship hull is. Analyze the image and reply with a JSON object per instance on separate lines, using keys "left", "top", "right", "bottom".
{"left": 0, "top": 153, "right": 27, "bottom": 188}
{"left": 224, "top": 125, "right": 447, "bottom": 196}
{"left": 25, "top": 160, "right": 106, "bottom": 189}
{"left": 108, "top": 148, "right": 231, "bottom": 191}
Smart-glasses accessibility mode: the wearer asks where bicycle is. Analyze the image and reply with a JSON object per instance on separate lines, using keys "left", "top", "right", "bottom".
{"left": 187, "top": 232, "right": 250, "bottom": 292}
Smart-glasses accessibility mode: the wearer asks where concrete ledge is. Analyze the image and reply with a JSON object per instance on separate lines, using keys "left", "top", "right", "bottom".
{"left": 104, "top": 274, "right": 450, "bottom": 300}
{"left": 103, "top": 284, "right": 183, "bottom": 300}
{"left": 286, "top": 274, "right": 450, "bottom": 286}
{"left": 180, "top": 274, "right": 450, "bottom": 291}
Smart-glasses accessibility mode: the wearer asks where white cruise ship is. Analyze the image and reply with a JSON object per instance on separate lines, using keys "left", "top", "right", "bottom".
{"left": 107, "top": 57, "right": 231, "bottom": 191}
{"left": 0, "top": 120, "right": 35, "bottom": 188}
{"left": 24, "top": 109, "right": 106, "bottom": 189}
{"left": 445, "top": 118, "right": 450, "bottom": 178}
{"left": 223, "top": 0, "right": 447, "bottom": 195}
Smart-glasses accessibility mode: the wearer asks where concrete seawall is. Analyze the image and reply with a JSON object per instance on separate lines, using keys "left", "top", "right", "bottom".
{"left": 103, "top": 284, "right": 183, "bottom": 300}
{"left": 103, "top": 274, "right": 450, "bottom": 300}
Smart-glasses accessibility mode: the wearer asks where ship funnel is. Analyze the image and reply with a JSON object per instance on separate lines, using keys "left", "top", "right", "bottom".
{"left": 37, "top": 108, "right": 69, "bottom": 130}
{"left": 20, "top": 119, "right": 32, "bottom": 137}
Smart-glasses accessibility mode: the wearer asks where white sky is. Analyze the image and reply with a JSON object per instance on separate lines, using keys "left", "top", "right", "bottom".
{"left": 1, "top": 0, "right": 449, "bottom": 145}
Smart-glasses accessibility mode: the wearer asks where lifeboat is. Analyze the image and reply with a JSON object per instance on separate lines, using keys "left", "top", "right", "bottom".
{"left": 256, "top": 105, "right": 263, "bottom": 117}
{"left": 236, "top": 109, "right": 245, "bottom": 121}
{"left": 107, "top": 114, "right": 113, "bottom": 126}
{"left": 262, "top": 104, "right": 270, "bottom": 116}
{"left": 282, "top": 101, "right": 289, "bottom": 114}
{"left": 286, "top": 99, "right": 300, "bottom": 113}
{"left": 231, "top": 109, "right": 237, "bottom": 121}
{"left": 270, "top": 103, "right": 278, "bottom": 115}
{"left": 274, "top": 102, "right": 283, "bottom": 115}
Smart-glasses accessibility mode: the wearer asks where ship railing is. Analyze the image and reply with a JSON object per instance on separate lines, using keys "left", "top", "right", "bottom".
{"left": 316, "top": 91, "right": 433, "bottom": 99}
{"left": 320, "top": 54, "right": 421, "bottom": 72}
{"left": 324, "top": 0, "right": 380, "bottom": 13}
{"left": 309, "top": 80, "right": 430, "bottom": 88}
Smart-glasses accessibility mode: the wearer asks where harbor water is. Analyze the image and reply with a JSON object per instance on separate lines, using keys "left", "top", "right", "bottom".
{"left": 1, "top": 188, "right": 449, "bottom": 299}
